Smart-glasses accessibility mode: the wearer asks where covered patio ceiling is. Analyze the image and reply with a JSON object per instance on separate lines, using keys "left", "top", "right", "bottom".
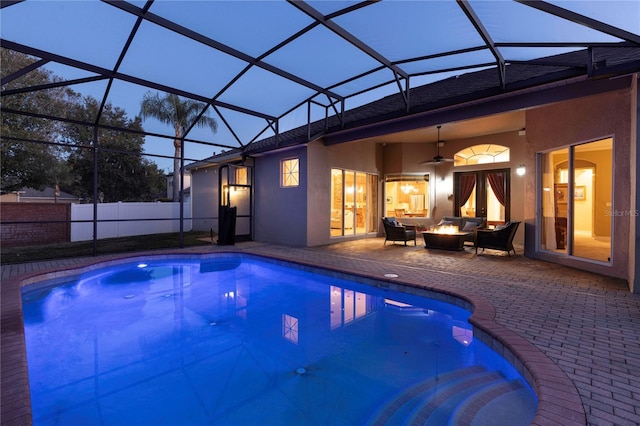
{"left": 2, "top": 0, "right": 639, "bottom": 165}
{"left": 348, "top": 110, "right": 526, "bottom": 145}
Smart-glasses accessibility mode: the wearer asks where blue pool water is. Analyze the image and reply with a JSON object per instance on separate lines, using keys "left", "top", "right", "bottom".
{"left": 22, "top": 255, "right": 537, "bottom": 425}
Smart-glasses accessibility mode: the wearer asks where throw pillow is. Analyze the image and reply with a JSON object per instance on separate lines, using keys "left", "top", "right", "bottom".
{"left": 462, "top": 222, "right": 478, "bottom": 232}
{"left": 438, "top": 220, "right": 454, "bottom": 226}
{"left": 495, "top": 224, "right": 506, "bottom": 230}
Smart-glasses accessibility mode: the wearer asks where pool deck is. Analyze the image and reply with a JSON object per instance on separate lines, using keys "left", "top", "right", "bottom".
{"left": 2, "top": 238, "right": 639, "bottom": 426}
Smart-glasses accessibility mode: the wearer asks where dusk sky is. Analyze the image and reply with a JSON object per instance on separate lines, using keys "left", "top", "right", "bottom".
{"left": 2, "top": 0, "right": 639, "bottom": 172}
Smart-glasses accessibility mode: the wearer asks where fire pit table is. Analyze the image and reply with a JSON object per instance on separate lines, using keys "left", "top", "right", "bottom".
{"left": 422, "top": 230, "right": 471, "bottom": 251}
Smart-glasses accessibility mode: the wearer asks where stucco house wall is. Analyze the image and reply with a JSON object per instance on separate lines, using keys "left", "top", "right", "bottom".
{"left": 187, "top": 74, "right": 638, "bottom": 292}
{"left": 524, "top": 84, "right": 634, "bottom": 281}
{"left": 307, "top": 139, "right": 380, "bottom": 247}
{"left": 306, "top": 140, "right": 331, "bottom": 246}
{"left": 254, "top": 146, "right": 308, "bottom": 247}
{"left": 441, "top": 131, "right": 527, "bottom": 246}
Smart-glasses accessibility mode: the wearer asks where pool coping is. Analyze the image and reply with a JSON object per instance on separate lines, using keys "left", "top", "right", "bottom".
{"left": 1, "top": 250, "right": 586, "bottom": 426}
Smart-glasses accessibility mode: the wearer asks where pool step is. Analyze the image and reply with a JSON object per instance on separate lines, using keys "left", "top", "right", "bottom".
{"left": 366, "top": 366, "right": 486, "bottom": 426}
{"left": 449, "top": 380, "right": 532, "bottom": 426}
{"left": 366, "top": 366, "right": 531, "bottom": 426}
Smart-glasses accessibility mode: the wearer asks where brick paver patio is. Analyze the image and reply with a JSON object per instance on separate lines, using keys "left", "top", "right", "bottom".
{"left": 2, "top": 238, "right": 639, "bottom": 425}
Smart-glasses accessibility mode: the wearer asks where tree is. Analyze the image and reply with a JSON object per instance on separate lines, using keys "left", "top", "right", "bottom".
{"left": 2, "top": 49, "right": 166, "bottom": 201}
{"left": 0, "top": 48, "right": 74, "bottom": 192}
{"left": 65, "top": 97, "right": 166, "bottom": 202}
{"left": 139, "top": 92, "right": 217, "bottom": 201}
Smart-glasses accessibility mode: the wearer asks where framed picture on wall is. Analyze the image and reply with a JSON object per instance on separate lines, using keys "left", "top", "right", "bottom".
{"left": 575, "top": 186, "right": 586, "bottom": 201}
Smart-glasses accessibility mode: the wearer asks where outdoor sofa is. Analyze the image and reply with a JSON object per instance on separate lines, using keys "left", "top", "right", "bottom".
{"left": 437, "top": 216, "right": 487, "bottom": 245}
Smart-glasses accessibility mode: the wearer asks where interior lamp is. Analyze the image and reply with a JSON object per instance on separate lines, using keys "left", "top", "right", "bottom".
{"left": 516, "top": 164, "right": 526, "bottom": 176}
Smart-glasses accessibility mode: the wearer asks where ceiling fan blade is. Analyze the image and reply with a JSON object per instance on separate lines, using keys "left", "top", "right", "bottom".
{"left": 420, "top": 156, "right": 454, "bottom": 165}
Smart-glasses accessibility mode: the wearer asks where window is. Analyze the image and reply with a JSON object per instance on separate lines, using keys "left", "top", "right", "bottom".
{"left": 385, "top": 174, "right": 430, "bottom": 218}
{"left": 281, "top": 158, "right": 299, "bottom": 187}
{"left": 235, "top": 166, "right": 248, "bottom": 185}
{"left": 454, "top": 144, "right": 509, "bottom": 166}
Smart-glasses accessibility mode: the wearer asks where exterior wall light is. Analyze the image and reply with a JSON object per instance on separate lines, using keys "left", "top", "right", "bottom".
{"left": 516, "top": 164, "right": 526, "bottom": 176}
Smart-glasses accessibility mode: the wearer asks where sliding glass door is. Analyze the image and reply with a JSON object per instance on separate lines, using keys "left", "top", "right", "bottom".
{"left": 539, "top": 138, "right": 612, "bottom": 262}
{"left": 331, "top": 169, "right": 377, "bottom": 237}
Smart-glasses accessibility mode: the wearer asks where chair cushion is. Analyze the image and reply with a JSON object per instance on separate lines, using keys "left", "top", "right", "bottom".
{"left": 495, "top": 224, "right": 507, "bottom": 230}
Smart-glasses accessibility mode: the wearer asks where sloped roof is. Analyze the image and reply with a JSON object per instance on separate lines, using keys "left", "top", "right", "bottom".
{"left": 20, "top": 186, "right": 81, "bottom": 200}
{"left": 187, "top": 44, "right": 640, "bottom": 167}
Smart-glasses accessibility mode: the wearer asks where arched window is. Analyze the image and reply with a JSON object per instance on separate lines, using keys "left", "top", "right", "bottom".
{"left": 454, "top": 144, "right": 510, "bottom": 166}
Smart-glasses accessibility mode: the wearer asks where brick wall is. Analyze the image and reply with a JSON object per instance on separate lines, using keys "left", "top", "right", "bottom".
{"left": 1, "top": 203, "right": 71, "bottom": 247}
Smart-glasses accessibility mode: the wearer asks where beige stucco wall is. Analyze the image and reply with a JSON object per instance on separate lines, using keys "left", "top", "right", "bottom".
{"left": 307, "top": 139, "right": 380, "bottom": 247}
{"left": 525, "top": 86, "right": 634, "bottom": 281}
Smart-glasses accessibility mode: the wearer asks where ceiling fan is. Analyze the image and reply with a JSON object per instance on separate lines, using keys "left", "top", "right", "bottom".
{"left": 421, "top": 125, "right": 455, "bottom": 165}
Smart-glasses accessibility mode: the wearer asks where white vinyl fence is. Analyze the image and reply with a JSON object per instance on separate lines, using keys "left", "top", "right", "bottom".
{"left": 71, "top": 202, "right": 192, "bottom": 242}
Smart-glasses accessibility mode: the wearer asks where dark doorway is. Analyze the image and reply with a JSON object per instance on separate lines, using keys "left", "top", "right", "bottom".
{"left": 219, "top": 164, "right": 253, "bottom": 243}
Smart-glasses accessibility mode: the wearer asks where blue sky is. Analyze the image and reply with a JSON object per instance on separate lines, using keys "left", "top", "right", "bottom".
{"left": 2, "top": 0, "right": 639, "bottom": 172}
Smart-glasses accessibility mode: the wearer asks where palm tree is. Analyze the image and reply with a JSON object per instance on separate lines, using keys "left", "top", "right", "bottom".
{"left": 140, "top": 92, "right": 217, "bottom": 201}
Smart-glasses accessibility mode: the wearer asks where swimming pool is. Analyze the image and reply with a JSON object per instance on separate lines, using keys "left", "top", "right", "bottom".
{"left": 22, "top": 254, "right": 537, "bottom": 425}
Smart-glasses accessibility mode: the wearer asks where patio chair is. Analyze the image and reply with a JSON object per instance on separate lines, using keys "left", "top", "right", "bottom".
{"left": 475, "top": 221, "right": 520, "bottom": 256}
{"left": 381, "top": 217, "right": 417, "bottom": 246}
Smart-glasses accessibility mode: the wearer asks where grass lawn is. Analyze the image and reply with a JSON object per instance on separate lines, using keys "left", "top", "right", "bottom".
{"left": 1, "top": 231, "right": 215, "bottom": 264}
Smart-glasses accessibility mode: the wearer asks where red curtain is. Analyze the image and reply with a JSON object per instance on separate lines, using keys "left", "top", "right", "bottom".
{"left": 487, "top": 172, "right": 506, "bottom": 206}
{"left": 458, "top": 174, "right": 476, "bottom": 208}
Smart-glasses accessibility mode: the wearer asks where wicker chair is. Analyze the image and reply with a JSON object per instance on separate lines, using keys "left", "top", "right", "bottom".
{"left": 381, "top": 217, "right": 417, "bottom": 246}
{"left": 475, "top": 221, "right": 520, "bottom": 256}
